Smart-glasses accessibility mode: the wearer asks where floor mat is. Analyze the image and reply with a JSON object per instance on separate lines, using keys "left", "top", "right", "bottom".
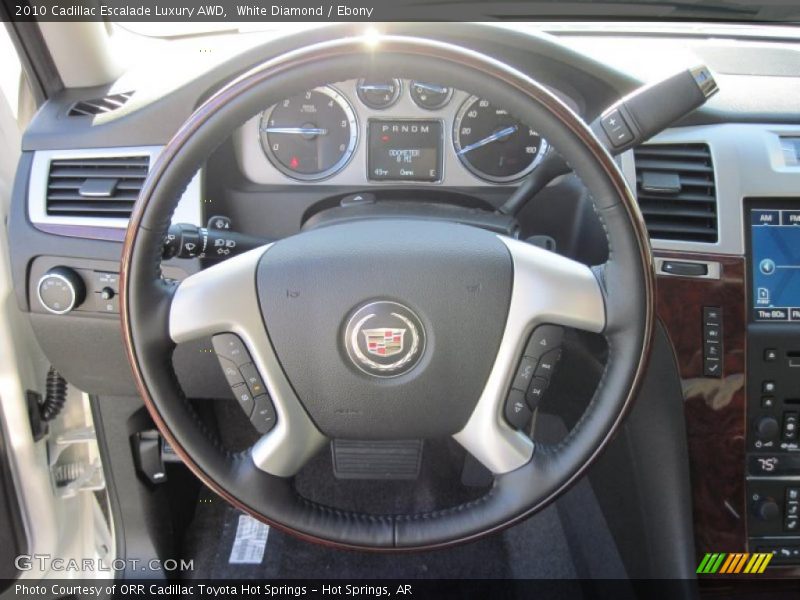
{"left": 181, "top": 415, "right": 626, "bottom": 582}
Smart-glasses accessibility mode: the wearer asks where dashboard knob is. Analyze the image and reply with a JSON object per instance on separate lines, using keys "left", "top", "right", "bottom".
{"left": 37, "top": 267, "right": 86, "bottom": 315}
{"left": 752, "top": 498, "right": 780, "bottom": 522}
{"left": 755, "top": 416, "right": 780, "bottom": 441}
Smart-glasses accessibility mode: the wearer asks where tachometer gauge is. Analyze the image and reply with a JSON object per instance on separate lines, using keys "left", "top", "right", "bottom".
{"left": 259, "top": 86, "right": 357, "bottom": 181}
{"left": 356, "top": 78, "right": 402, "bottom": 109}
{"left": 410, "top": 81, "right": 453, "bottom": 110}
{"left": 453, "top": 96, "right": 548, "bottom": 183}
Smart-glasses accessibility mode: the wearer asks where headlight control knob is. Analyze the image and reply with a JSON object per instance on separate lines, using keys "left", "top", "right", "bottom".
{"left": 37, "top": 267, "right": 86, "bottom": 315}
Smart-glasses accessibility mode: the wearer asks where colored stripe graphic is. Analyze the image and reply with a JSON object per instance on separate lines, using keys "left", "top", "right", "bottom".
{"left": 757, "top": 553, "right": 773, "bottom": 573}
{"left": 698, "top": 552, "right": 773, "bottom": 574}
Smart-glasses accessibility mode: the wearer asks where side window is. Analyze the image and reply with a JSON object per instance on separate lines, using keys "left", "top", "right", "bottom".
{"left": 0, "top": 24, "right": 22, "bottom": 122}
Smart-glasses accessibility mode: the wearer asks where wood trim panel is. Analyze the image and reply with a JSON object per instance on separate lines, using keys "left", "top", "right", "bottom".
{"left": 655, "top": 252, "right": 747, "bottom": 555}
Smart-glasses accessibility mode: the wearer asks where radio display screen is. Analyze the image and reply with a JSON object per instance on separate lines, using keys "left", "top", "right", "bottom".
{"left": 368, "top": 120, "right": 442, "bottom": 182}
{"left": 751, "top": 208, "right": 800, "bottom": 322}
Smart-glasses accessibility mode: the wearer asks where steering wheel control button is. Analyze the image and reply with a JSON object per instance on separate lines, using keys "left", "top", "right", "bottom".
{"left": 212, "top": 333, "right": 250, "bottom": 366}
{"left": 344, "top": 301, "right": 425, "bottom": 377}
{"left": 534, "top": 348, "right": 562, "bottom": 379}
{"left": 524, "top": 325, "right": 564, "bottom": 359}
{"left": 504, "top": 389, "right": 532, "bottom": 430}
{"left": 526, "top": 377, "right": 550, "bottom": 410}
{"left": 511, "top": 356, "right": 537, "bottom": 391}
{"left": 600, "top": 109, "right": 634, "bottom": 148}
{"left": 240, "top": 363, "right": 267, "bottom": 397}
{"left": 37, "top": 267, "right": 86, "bottom": 315}
{"left": 218, "top": 357, "right": 245, "bottom": 387}
{"left": 251, "top": 395, "right": 277, "bottom": 434}
{"left": 231, "top": 384, "right": 255, "bottom": 417}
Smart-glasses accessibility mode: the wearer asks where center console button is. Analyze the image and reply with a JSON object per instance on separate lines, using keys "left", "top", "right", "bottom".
{"left": 756, "top": 416, "right": 780, "bottom": 441}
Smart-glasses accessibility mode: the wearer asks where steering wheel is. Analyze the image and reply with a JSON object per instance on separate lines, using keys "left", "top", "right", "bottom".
{"left": 120, "top": 35, "right": 654, "bottom": 550}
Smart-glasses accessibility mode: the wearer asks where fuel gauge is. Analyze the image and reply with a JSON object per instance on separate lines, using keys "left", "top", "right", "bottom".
{"left": 356, "top": 78, "right": 402, "bottom": 110}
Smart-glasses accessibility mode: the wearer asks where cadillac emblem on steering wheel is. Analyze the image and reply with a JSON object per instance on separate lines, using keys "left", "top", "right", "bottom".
{"left": 344, "top": 301, "right": 425, "bottom": 377}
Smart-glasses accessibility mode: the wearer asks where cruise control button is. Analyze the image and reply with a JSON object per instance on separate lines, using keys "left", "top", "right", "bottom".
{"left": 526, "top": 376, "right": 549, "bottom": 410}
{"left": 251, "top": 395, "right": 277, "bottom": 434}
{"left": 511, "top": 357, "right": 537, "bottom": 391}
{"left": 534, "top": 348, "right": 562, "bottom": 380}
{"left": 212, "top": 333, "right": 250, "bottom": 366}
{"left": 218, "top": 357, "right": 244, "bottom": 387}
{"left": 524, "top": 325, "right": 564, "bottom": 359}
{"left": 504, "top": 389, "right": 532, "bottom": 430}
{"left": 231, "top": 383, "right": 255, "bottom": 417}
{"left": 239, "top": 363, "right": 267, "bottom": 397}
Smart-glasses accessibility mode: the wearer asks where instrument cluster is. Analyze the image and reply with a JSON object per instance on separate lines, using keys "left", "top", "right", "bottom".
{"left": 238, "top": 78, "right": 557, "bottom": 187}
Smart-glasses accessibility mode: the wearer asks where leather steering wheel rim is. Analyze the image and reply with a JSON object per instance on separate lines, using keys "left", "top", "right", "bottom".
{"left": 120, "top": 35, "right": 655, "bottom": 550}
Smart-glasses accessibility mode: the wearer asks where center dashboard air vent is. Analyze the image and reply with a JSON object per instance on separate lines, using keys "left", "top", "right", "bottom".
{"left": 45, "top": 156, "right": 150, "bottom": 218}
{"left": 633, "top": 143, "right": 718, "bottom": 243}
{"left": 68, "top": 91, "right": 134, "bottom": 117}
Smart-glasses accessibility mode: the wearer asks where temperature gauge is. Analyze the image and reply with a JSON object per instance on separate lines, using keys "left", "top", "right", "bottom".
{"left": 410, "top": 81, "right": 453, "bottom": 111}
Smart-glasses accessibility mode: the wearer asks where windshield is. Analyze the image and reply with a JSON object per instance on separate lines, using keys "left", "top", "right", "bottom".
{"left": 114, "top": 0, "right": 800, "bottom": 39}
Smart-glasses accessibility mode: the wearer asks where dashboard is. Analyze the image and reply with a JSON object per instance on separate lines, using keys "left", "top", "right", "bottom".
{"left": 234, "top": 78, "right": 565, "bottom": 187}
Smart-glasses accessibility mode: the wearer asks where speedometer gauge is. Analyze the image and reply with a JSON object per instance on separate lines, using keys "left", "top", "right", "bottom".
{"left": 259, "top": 86, "right": 357, "bottom": 181}
{"left": 453, "top": 96, "right": 548, "bottom": 183}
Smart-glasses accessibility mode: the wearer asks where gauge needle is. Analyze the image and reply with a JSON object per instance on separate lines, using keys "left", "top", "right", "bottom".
{"left": 358, "top": 84, "right": 394, "bottom": 92}
{"left": 457, "top": 125, "right": 518, "bottom": 156}
{"left": 262, "top": 127, "right": 328, "bottom": 136}
{"left": 413, "top": 82, "right": 448, "bottom": 94}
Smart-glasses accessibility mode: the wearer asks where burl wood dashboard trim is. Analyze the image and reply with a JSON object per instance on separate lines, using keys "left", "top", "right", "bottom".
{"left": 655, "top": 251, "right": 747, "bottom": 556}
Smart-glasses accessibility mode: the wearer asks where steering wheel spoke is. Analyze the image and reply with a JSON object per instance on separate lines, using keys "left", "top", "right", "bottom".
{"left": 169, "top": 246, "right": 326, "bottom": 477}
{"left": 453, "top": 236, "right": 607, "bottom": 475}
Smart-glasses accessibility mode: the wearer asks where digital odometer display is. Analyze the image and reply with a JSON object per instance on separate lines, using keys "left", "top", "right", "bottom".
{"left": 368, "top": 120, "right": 442, "bottom": 182}
{"left": 751, "top": 208, "right": 800, "bottom": 322}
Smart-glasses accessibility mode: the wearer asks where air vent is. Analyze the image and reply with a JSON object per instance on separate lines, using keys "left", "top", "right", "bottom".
{"left": 46, "top": 156, "right": 149, "bottom": 218}
{"left": 68, "top": 91, "right": 134, "bottom": 117}
{"left": 633, "top": 143, "right": 718, "bottom": 243}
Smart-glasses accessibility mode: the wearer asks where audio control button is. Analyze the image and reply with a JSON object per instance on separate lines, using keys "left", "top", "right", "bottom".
{"left": 753, "top": 498, "right": 780, "bottom": 522}
{"left": 756, "top": 416, "right": 780, "bottom": 441}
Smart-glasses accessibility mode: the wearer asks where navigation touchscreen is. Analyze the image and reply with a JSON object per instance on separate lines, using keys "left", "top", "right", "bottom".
{"left": 751, "top": 208, "right": 800, "bottom": 322}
